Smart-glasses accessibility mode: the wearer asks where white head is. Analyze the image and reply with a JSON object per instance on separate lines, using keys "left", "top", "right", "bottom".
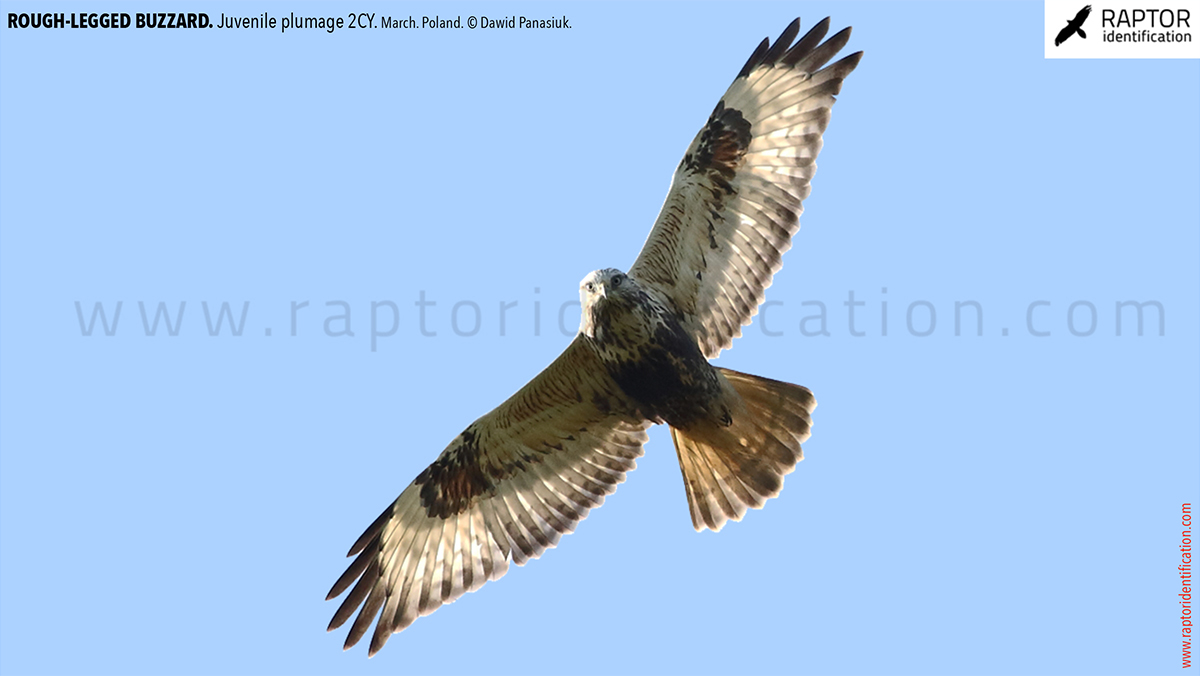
{"left": 578, "top": 268, "right": 633, "bottom": 339}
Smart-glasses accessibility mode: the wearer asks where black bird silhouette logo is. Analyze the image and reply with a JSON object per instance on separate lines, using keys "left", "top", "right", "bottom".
{"left": 1055, "top": 5, "right": 1092, "bottom": 46}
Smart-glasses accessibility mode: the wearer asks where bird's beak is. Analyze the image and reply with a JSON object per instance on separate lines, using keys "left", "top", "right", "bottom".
{"left": 597, "top": 285, "right": 608, "bottom": 299}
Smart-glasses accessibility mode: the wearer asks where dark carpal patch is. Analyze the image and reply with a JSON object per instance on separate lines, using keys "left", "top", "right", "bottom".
{"left": 678, "top": 103, "right": 752, "bottom": 257}
{"left": 414, "top": 428, "right": 495, "bottom": 518}
{"left": 683, "top": 101, "right": 752, "bottom": 185}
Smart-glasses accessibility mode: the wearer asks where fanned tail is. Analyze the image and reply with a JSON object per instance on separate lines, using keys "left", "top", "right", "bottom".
{"left": 670, "top": 369, "right": 815, "bottom": 531}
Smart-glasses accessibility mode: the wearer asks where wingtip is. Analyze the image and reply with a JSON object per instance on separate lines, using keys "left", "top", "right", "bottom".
{"left": 737, "top": 37, "right": 771, "bottom": 78}
{"left": 783, "top": 16, "right": 833, "bottom": 66}
{"left": 761, "top": 18, "right": 802, "bottom": 66}
{"left": 368, "top": 630, "right": 394, "bottom": 658}
{"left": 780, "top": 17, "right": 802, "bottom": 45}
{"left": 779, "top": 16, "right": 802, "bottom": 44}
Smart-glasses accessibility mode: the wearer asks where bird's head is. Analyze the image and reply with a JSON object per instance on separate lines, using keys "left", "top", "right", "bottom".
{"left": 579, "top": 268, "right": 637, "bottom": 339}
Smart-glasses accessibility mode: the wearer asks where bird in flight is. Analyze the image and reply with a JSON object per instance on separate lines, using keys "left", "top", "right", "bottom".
{"left": 327, "top": 17, "right": 862, "bottom": 656}
{"left": 1055, "top": 5, "right": 1092, "bottom": 46}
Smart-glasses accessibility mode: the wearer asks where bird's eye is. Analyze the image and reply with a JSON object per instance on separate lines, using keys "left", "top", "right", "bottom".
{"left": 585, "top": 282, "right": 594, "bottom": 292}
{"left": 612, "top": 275, "right": 623, "bottom": 287}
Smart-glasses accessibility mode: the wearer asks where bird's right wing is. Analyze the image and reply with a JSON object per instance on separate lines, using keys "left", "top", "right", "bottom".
{"left": 326, "top": 336, "right": 649, "bottom": 656}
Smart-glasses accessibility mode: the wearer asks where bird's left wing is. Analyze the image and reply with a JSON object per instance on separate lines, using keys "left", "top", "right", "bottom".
{"left": 326, "top": 336, "right": 649, "bottom": 656}
{"left": 1055, "top": 23, "right": 1076, "bottom": 45}
{"left": 628, "top": 18, "right": 861, "bottom": 358}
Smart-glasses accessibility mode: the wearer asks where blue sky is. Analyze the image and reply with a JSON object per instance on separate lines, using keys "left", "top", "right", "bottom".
{"left": 1, "top": 2, "right": 1197, "bottom": 674}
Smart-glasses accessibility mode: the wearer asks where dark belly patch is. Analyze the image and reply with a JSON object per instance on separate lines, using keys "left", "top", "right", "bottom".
{"left": 608, "top": 321, "right": 719, "bottom": 427}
